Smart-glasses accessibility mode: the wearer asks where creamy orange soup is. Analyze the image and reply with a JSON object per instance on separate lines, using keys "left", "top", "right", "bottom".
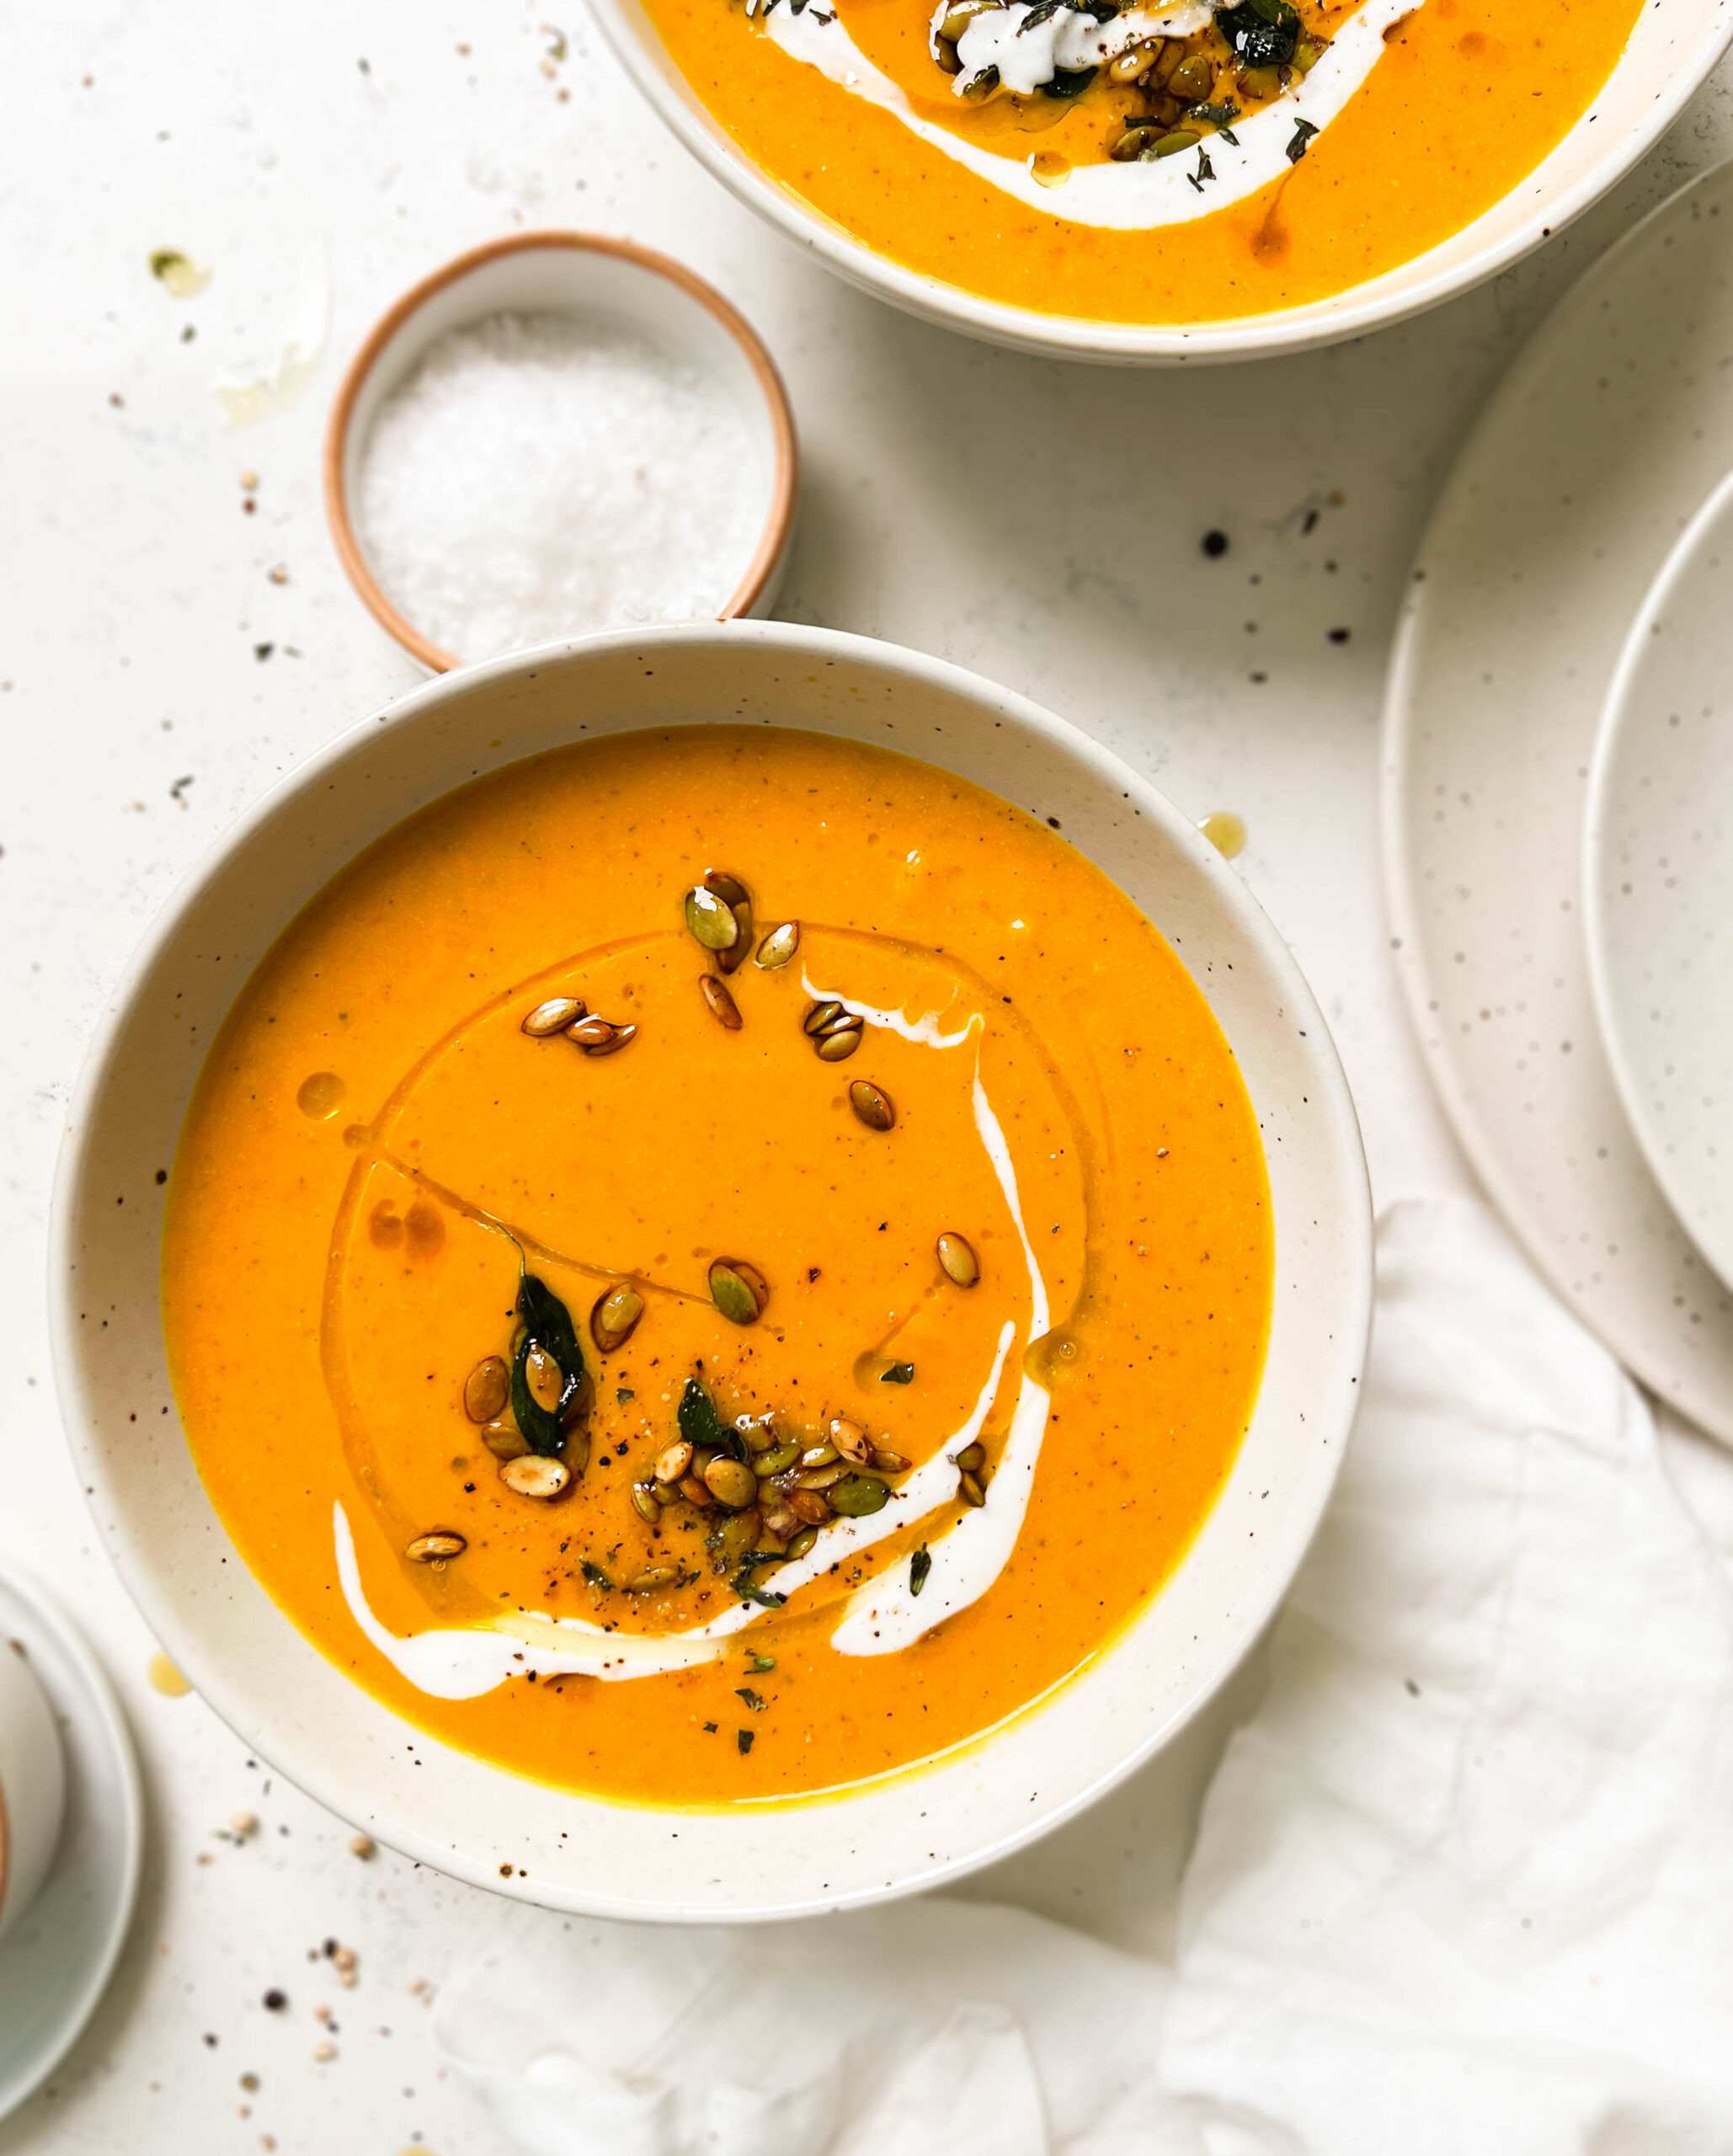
{"left": 643, "top": 0, "right": 1643, "bottom": 323}
{"left": 163, "top": 728, "right": 1271, "bottom": 1806}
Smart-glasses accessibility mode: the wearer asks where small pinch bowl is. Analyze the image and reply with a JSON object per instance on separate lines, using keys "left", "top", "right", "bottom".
{"left": 50, "top": 622, "right": 1370, "bottom": 1922}
{"left": 586, "top": 0, "right": 1733, "bottom": 365}
{"left": 0, "top": 1643, "right": 65, "bottom": 1945}
{"left": 324, "top": 232, "right": 798, "bottom": 672}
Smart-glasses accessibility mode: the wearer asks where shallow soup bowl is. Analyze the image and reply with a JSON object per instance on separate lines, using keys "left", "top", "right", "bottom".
{"left": 51, "top": 622, "right": 1369, "bottom": 1920}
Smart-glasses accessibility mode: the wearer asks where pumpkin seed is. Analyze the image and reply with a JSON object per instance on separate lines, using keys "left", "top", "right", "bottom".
{"left": 631, "top": 1484, "right": 662, "bottom": 1524}
{"left": 959, "top": 1470, "right": 986, "bottom": 1508}
{"left": 829, "top": 1473, "right": 890, "bottom": 1518}
{"left": 406, "top": 1531, "right": 466, "bottom": 1562}
{"left": 566, "top": 1428, "right": 591, "bottom": 1476}
{"left": 1112, "top": 125, "right": 1162, "bottom": 161}
{"left": 657, "top": 1438, "right": 695, "bottom": 1484}
{"left": 569, "top": 1017, "right": 637, "bottom": 1056}
{"left": 627, "top": 1565, "right": 680, "bottom": 1593}
{"left": 762, "top": 1506, "right": 799, "bottom": 1539}
{"left": 871, "top": 1446, "right": 911, "bottom": 1472}
{"left": 590, "top": 1282, "right": 644, "bottom": 1353}
{"left": 1292, "top": 33, "right": 1325, "bottom": 69}
{"left": 501, "top": 1454, "right": 570, "bottom": 1499}
{"left": 700, "top": 975, "right": 743, "bottom": 1030}
{"left": 801, "top": 1440, "right": 840, "bottom": 1469}
{"left": 787, "top": 1488, "right": 832, "bottom": 1525}
{"left": 960, "top": 61, "right": 1002, "bottom": 99}
{"left": 706, "top": 1457, "right": 759, "bottom": 1509}
{"left": 797, "top": 1462, "right": 848, "bottom": 1491}
{"left": 744, "top": 1421, "right": 780, "bottom": 1454}
{"left": 525, "top": 1343, "right": 564, "bottom": 1415}
{"left": 848, "top": 1080, "right": 895, "bottom": 1131}
{"left": 939, "top": 0, "right": 998, "bottom": 36}
{"left": 482, "top": 1417, "right": 529, "bottom": 1460}
{"left": 1169, "top": 50, "right": 1213, "bottom": 96}
{"left": 685, "top": 885, "right": 739, "bottom": 952}
{"left": 464, "top": 1355, "right": 511, "bottom": 1422}
{"left": 680, "top": 1474, "right": 713, "bottom": 1508}
{"left": 936, "top": 1230, "right": 980, "bottom": 1288}
{"left": 786, "top": 1526, "right": 819, "bottom": 1560}
{"left": 815, "top": 1023, "right": 863, "bottom": 1063}
{"left": 1152, "top": 125, "right": 1201, "bottom": 156}
{"left": 653, "top": 1478, "right": 684, "bottom": 1505}
{"left": 755, "top": 921, "right": 800, "bottom": 969}
{"left": 829, "top": 1418, "right": 873, "bottom": 1465}
{"left": 1108, "top": 35, "right": 1160, "bottom": 78}
{"left": 709, "top": 1257, "right": 768, "bottom": 1326}
{"left": 755, "top": 1436, "right": 802, "bottom": 1476}
{"left": 521, "top": 995, "right": 584, "bottom": 1037}
{"left": 704, "top": 869, "right": 749, "bottom": 908}
{"left": 956, "top": 1442, "right": 986, "bottom": 1473}
{"left": 803, "top": 997, "right": 845, "bottom": 1037}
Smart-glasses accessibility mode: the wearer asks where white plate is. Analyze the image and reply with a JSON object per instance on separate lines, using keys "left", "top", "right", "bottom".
{"left": 0, "top": 1562, "right": 143, "bottom": 2122}
{"left": 1383, "top": 158, "right": 1733, "bottom": 1445}
{"left": 1587, "top": 466, "right": 1733, "bottom": 1295}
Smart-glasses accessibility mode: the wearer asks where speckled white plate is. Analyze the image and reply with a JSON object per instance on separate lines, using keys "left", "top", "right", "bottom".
{"left": 0, "top": 1563, "right": 143, "bottom": 2122}
{"left": 1586, "top": 465, "right": 1733, "bottom": 1296}
{"left": 1384, "top": 157, "right": 1733, "bottom": 1445}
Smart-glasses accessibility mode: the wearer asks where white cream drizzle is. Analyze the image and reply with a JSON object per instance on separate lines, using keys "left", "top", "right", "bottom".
{"left": 759, "top": 0, "right": 1422, "bottom": 232}
{"left": 333, "top": 991, "right": 1054, "bottom": 1698}
{"left": 946, "top": 1, "right": 1209, "bottom": 96}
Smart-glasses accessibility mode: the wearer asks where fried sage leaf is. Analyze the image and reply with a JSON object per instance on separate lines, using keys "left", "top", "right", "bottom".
{"left": 510, "top": 1273, "right": 588, "bottom": 1455}
{"left": 679, "top": 1376, "right": 749, "bottom": 1464}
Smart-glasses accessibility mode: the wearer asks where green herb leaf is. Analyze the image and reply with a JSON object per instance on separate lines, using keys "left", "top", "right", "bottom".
{"left": 511, "top": 1274, "right": 588, "bottom": 1456}
{"left": 1214, "top": 0, "right": 1298, "bottom": 67}
{"left": 737, "top": 1728, "right": 755, "bottom": 1754}
{"left": 703, "top": 1721, "right": 718, "bottom": 1732}
{"left": 1285, "top": 116, "right": 1320, "bottom": 162}
{"left": 909, "top": 1545, "right": 932, "bottom": 1597}
{"left": 880, "top": 1362, "right": 915, "bottom": 1385}
{"left": 735, "top": 1687, "right": 768, "bottom": 1711}
{"left": 679, "top": 1377, "right": 748, "bottom": 1463}
{"left": 1044, "top": 62, "right": 1097, "bottom": 96}
{"left": 616, "top": 1387, "right": 635, "bottom": 1405}
{"left": 1016, "top": 0, "right": 1062, "bottom": 29}
{"left": 749, "top": 1654, "right": 776, "bottom": 1672}
{"left": 732, "top": 1571, "right": 788, "bottom": 1609}
{"left": 580, "top": 1561, "right": 612, "bottom": 1590}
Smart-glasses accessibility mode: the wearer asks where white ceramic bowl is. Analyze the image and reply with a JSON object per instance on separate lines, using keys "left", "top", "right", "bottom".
{"left": 0, "top": 1641, "right": 65, "bottom": 1947}
{"left": 589, "top": 0, "right": 1733, "bottom": 365}
{"left": 51, "top": 622, "right": 1370, "bottom": 1921}
{"left": 1586, "top": 465, "right": 1733, "bottom": 1293}
{"left": 324, "top": 232, "right": 798, "bottom": 671}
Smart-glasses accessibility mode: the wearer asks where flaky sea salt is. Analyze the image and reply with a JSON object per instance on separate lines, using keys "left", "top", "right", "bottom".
{"left": 357, "top": 311, "right": 771, "bottom": 661}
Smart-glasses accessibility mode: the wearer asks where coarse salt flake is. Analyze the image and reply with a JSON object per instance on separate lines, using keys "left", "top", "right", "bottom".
{"left": 357, "top": 311, "right": 772, "bottom": 662}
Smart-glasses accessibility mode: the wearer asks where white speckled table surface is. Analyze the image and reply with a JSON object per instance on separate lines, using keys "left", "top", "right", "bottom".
{"left": 8, "top": 4, "right": 1733, "bottom": 2150}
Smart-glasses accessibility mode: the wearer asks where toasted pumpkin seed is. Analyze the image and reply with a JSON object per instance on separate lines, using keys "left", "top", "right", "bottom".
{"left": 464, "top": 1355, "right": 510, "bottom": 1422}
{"left": 706, "top": 1457, "right": 759, "bottom": 1509}
{"left": 1108, "top": 35, "right": 1160, "bottom": 79}
{"left": 755, "top": 1436, "right": 802, "bottom": 1476}
{"left": 959, "top": 1470, "right": 986, "bottom": 1508}
{"left": 700, "top": 974, "right": 743, "bottom": 1030}
{"left": 762, "top": 1506, "right": 799, "bottom": 1539}
{"left": 871, "top": 1446, "right": 911, "bottom": 1472}
{"left": 685, "top": 885, "right": 739, "bottom": 952}
{"left": 936, "top": 1230, "right": 980, "bottom": 1288}
{"left": 755, "top": 921, "right": 800, "bottom": 969}
{"left": 815, "top": 1024, "right": 862, "bottom": 1063}
{"left": 567, "top": 1014, "right": 617, "bottom": 1048}
{"left": 1169, "top": 51, "right": 1213, "bottom": 97}
{"left": 801, "top": 1440, "right": 840, "bottom": 1469}
{"left": 829, "top": 1417, "right": 873, "bottom": 1465}
{"left": 803, "top": 997, "right": 845, "bottom": 1037}
{"left": 797, "top": 1461, "right": 849, "bottom": 1491}
{"left": 589, "top": 1282, "right": 644, "bottom": 1354}
{"left": 848, "top": 1080, "right": 895, "bottom": 1131}
{"left": 1292, "top": 33, "right": 1325, "bottom": 69}
{"left": 960, "top": 61, "right": 1002, "bottom": 99}
{"left": 481, "top": 1417, "right": 529, "bottom": 1461}
{"left": 406, "top": 1531, "right": 466, "bottom": 1562}
{"left": 630, "top": 1484, "right": 662, "bottom": 1524}
{"left": 1112, "top": 125, "right": 1162, "bottom": 161}
{"left": 653, "top": 1478, "right": 683, "bottom": 1505}
{"left": 744, "top": 1421, "right": 780, "bottom": 1454}
{"left": 956, "top": 1441, "right": 986, "bottom": 1473}
{"left": 525, "top": 1343, "right": 564, "bottom": 1415}
{"left": 501, "top": 1454, "right": 570, "bottom": 1499}
{"left": 627, "top": 1565, "right": 679, "bottom": 1593}
{"left": 709, "top": 1257, "right": 768, "bottom": 1326}
{"left": 680, "top": 1474, "right": 713, "bottom": 1508}
{"left": 939, "top": 0, "right": 998, "bottom": 36}
{"left": 786, "top": 1526, "right": 819, "bottom": 1560}
{"left": 522, "top": 995, "right": 584, "bottom": 1037}
{"left": 703, "top": 870, "right": 749, "bottom": 909}
{"left": 829, "top": 1473, "right": 890, "bottom": 1518}
{"left": 657, "top": 1438, "right": 695, "bottom": 1484}
{"left": 787, "top": 1488, "right": 832, "bottom": 1525}
{"left": 1153, "top": 125, "right": 1201, "bottom": 156}
{"left": 565, "top": 1428, "right": 591, "bottom": 1476}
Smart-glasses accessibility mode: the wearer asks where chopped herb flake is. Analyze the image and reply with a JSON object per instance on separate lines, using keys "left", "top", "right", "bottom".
{"left": 580, "top": 1561, "right": 612, "bottom": 1590}
{"left": 737, "top": 1728, "right": 755, "bottom": 1754}
{"left": 616, "top": 1387, "right": 635, "bottom": 1405}
{"left": 910, "top": 1545, "right": 932, "bottom": 1597}
{"left": 735, "top": 1687, "right": 768, "bottom": 1711}
{"left": 732, "top": 1571, "right": 787, "bottom": 1609}
{"left": 881, "top": 1362, "right": 915, "bottom": 1385}
{"left": 749, "top": 1654, "right": 776, "bottom": 1672}
{"left": 1286, "top": 117, "right": 1320, "bottom": 163}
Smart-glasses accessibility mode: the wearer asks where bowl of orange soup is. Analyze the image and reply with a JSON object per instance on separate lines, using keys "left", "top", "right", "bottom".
{"left": 51, "top": 623, "right": 1369, "bottom": 1918}
{"left": 588, "top": 0, "right": 1730, "bottom": 360}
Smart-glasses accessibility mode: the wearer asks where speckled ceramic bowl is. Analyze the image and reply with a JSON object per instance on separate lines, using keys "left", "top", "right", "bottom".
{"left": 588, "top": 0, "right": 1731, "bottom": 364}
{"left": 50, "top": 622, "right": 1369, "bottom": 1921}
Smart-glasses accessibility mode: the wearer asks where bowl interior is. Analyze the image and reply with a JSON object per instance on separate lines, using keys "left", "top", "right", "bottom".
{"left": 587, "top": 0, "right": 1733, "bottom": 362}
{"left": 330, "top": 237, "right": 794, "bottom": 667}
{"left": 51, "top": 623, "right": 1369, "bottom": 1920}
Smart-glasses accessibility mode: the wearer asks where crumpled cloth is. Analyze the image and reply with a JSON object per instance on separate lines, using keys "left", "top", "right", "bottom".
{"left": 435, "top": 1198, "right": 1733, "bottom": 2155}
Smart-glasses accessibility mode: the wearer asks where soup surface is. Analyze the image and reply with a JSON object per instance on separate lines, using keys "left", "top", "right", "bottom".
{"left": 163, "top": 728, "right": 1271, "bottom": 1806}
{"left": 641, "top": 0, "right": 1644, "bottom": 323}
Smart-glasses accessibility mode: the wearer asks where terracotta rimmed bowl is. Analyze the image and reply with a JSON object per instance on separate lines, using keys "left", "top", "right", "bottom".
{"left": 50, "top": 622, "right": 1370, "bottom": 1922}
{"left": 324, "top": 232, "right": 798, "bottom": 671}
{"left": 587, "top": 0, "right": 1733, "bottom": 366}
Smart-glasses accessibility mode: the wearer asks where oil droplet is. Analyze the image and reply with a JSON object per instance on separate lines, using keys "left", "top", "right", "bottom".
{"left": 369, "top": 1201, "right": 404, "bottom": 1251}
{"left": 405, "top": 1199, "right": 446, "bottom": 1257}
{"left": 297, "top": 1071, "right": 347, "bottom": 1120}
{"left": 342, "top": 1121, "right": 373, "bottom": 1150}
{"left": 147, "top": 1650, "right": 191, "bottom": 1697}
{"left": 1198, "top": 812, "right": 1246, "bottom": 860}
{"left": 1025, "top": 1329, "right": 1085, "bottom": 1387}
{"left": 1029, "top": 151, "right": 1071, "bottom": 188}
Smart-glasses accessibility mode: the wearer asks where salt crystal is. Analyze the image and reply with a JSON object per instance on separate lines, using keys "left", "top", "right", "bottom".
{"left": 357, "top": 311, "right": 772, "bottom": 662}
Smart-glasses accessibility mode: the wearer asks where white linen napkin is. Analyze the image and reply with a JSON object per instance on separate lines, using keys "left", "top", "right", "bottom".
{"left": 435, "top": 1198, "right": 1733, "bottom": 2154}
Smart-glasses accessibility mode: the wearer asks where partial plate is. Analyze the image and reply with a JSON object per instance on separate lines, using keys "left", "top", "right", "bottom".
{"left": 0, "top": 1562, "right": 144, "bottom": 2122}
{"left": 1383, "top": 157, "right": 1733, "bottom": 1444}
{"left": 1586, "top": 466, "right": 1733, "bottom": 1296}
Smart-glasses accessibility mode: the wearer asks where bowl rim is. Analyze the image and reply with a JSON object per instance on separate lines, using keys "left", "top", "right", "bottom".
{"left": 48, "top": 619, "right": 1372, "bottom": 1918}
{"left": 322, "top": 229, "right": 801, "bottom": 670}
{"left": 586, "top": 0, "right": 1733, "bottom": 364}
